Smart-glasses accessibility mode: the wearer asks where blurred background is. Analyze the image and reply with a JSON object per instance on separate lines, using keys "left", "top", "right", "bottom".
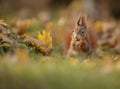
{"left": 0, "top": 1, "right": 120, "bottom": 89}
{"left": 0, "top": 0, "right": 120, "bottom": 19}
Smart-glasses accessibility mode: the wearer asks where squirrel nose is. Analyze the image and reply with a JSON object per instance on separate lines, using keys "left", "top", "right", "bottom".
{"left": 75, "top": 35, "right": 81, "bottom": 41}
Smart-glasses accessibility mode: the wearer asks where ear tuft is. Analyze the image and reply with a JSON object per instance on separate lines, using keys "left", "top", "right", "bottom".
{"left": 77, "top": 16, "right": 81, "bottom": 26}
{"left": 77, "top": 14, "right": 87, "bottom": 27}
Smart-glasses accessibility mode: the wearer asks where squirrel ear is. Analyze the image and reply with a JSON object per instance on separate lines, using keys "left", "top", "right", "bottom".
{"left": 77, "top": 14, "right": 87, "bottom": 27}
{"left": 77, "top": 16, "right": 81, "bottom": 26}
{"left": 81, "top": 15, "right": 87, "bottom": 27}
{"left": 82, "top": 15, "right": 87, "bottom": 27}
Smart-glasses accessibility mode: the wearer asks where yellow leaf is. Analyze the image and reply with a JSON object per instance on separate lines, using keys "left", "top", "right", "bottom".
{"left": 37, "top": 30, "right": 52, "bottom": 50}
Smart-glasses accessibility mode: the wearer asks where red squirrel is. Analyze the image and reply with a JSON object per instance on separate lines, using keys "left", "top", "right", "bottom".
{"left": 67, "top": 15, "right": 98, "bottom": 57}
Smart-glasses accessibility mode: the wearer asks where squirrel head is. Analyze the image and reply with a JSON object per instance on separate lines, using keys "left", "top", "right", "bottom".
{"left": 72, "top": 15, "right": 88, "bottom": 42}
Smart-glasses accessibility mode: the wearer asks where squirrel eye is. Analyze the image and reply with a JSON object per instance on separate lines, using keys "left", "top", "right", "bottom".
{"left": 81, "top": 30, "right": 85, "bottom": 34}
